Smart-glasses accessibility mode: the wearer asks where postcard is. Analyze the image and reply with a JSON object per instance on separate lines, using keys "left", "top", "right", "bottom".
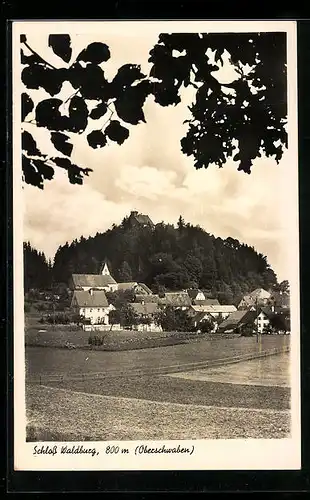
{"left": 12, "top": 20, "right": 300, "bottom": 471}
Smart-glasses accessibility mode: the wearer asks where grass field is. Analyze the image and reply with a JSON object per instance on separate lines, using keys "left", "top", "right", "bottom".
{"left": 25, "top": 337, "right": 291, "bottom": 441}
{"left": 26, "top": 335, "right": 290, "bottom": 378}
{"left": 26, "top": 384, "right": 290, "bottom": 441}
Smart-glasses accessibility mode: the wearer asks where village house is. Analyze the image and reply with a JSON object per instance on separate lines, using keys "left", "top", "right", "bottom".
{"left": 69, "top": 262, "right": 118, "bottom": 293}
{"left": 71, "top": 289, "right": 115, "bottom": 328}
{"left": 237, "top": 288, "right": 271, "bottom": 310}
{"left": 192, "top": 298, "right": 220, "bottom": 306}
{"left": 134, "top": 294, "right": 159, "bottom": 304}
{"left": 191, "top": 304, "right": 237, "bottom": 320}
{"left": 118, "top": 282, "right": 153, "bottom": 295}
{"left": 218, "top": 307, "right": 275, "bottom": 334}
{"left": 128, "top": 302, "right": 162, "bottom": 332}
{"left": 157, "top": 292, "right": 192, "bottom": 310}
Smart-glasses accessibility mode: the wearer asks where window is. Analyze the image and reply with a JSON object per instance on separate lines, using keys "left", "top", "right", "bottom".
{"left": 90, "top": 308, "right": 93, "bottom": 312}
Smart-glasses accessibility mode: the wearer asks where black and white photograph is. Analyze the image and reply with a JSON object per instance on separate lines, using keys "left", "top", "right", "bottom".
{"left": 13, "top": 20, "right": 300, "bottom": 470}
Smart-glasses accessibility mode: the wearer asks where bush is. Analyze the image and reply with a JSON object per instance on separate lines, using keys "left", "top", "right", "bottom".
{"left": 88, "top": 335, "right": 105, "bottom": 346}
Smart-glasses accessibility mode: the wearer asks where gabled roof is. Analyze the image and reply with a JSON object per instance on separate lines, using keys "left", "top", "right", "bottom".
{"left": 218, "top": 310, "right": 257, "bottom": 331}
{"left": 135, "top": 294, "right": 159, "bottom": 303}
{"left": 117, "top": 282, "right": 138, "bottom": 291}
{"left": 130, "top": 211, "right": 154, "bottom": 227}
{"left": 191, "top": 304, "right": 237, "bottom": 314}
{"left": 71, "top": 274, "right": 117, "bottom": 289}
{"left": 137, "top": 283, "right": 153, "bottom": 295}
{"left": 157, "top": 292, "right": 192, "bottom": 307}
{"left": 239, "top": 288, "right": 271, "bottom": 305}
{"left": 193, "top": 298, "right": 220, "bottom": 306}
{"left": 249, "top": 288, "right": 271, "bottom": 299}
{"left": 72, "top": 290, "right": 109, "bottom": 308}
{"left": 129, "top": 302, "right": 160, "bottom": 316}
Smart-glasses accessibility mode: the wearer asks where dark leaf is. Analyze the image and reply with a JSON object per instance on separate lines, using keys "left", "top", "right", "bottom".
{"left": 152, "top": 81, "right": 181, "bottom": 107}
{"left": 21, "top": 49, "right": 43, "bottom": 66}
{"left": 89, "top": 101, "right": 108, "bottom": 120}
{"left": 32, "top": 159, "right": 54, "bottom": 180}
{"left": 68, "top": 63, "right": 110, "bottom": 100}
{"left": 51, "top": 132, "right": 73, "bottom": 156}
{"left": 22, "top": 155, "right": 54, "bottom": 189}
{"left": 114, "top": 81, "right": 151, "bottom": 124}
{"left": 77, "top": 42, "right": 110, "bottom": 64}
{"left": 68, "top": 96, "right": 88, "bottom": 133}
{"left": 35, "top": 98, "right": 69, "bottom": 131}
{"left": 105, "top": 120, "right": 129, "bottom": 145}
{"left": 48, "top": 34, "right": 72, "bottom": 63}
{"left": 52, "top": 157, "right": 92, "bottom": 185}
{"left": 20, "top": 34, "right": 27, "bottom": 43}
{"left": 21, "top": 93, "right": 34, "bottom": 121}
{"left": 22, "top": 131, "right": 42, "bottom": 156}
{"left": 22, "top": 65, "right": 66, "bottom": 96}
{"left": 52, "top": 157, "right": 71, "bottom": 169}
{"left": 22, "top": 155, "right": 43, "bottom": 188}
{"left": 87, "top": 130, "right": 107, "bottom": 149}
{"left": 111, "top": 64, "right": 145, "bottom": 95}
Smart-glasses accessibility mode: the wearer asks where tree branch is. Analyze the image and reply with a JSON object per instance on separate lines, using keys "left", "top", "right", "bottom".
{"left": 22, "top": 41, "right": 57, "bottom": 70}
{"left": 64, "top": 88, "right": 81, "bottom": 104}
{"left": 100, "top": 103, "right": 114, "bottom": 130}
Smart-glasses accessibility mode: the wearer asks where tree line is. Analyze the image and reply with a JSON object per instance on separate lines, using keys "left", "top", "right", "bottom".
{"left": 24, "top": 214, "right": 279, "bottom": 306}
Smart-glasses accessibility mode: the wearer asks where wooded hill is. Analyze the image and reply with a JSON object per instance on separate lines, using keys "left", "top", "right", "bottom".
{"left": 24, "top": 215, "right": 278, "bottom": 305}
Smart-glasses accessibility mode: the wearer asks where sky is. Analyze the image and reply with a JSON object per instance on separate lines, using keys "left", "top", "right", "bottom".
{"left": 19, "top": 25, "right": 297, "bottom": 283}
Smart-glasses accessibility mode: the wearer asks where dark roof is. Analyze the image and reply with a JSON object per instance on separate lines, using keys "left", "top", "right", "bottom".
{"left": 72, "top": 290, "right": 109, "bottom": 308}
{"left": 218, "top": 310, "right": 254, "bottom": 330}
{"left": 135, "top": 294, "right": 159, "bottom": 303}
{"left": 130, "top": 211, "right": 154, "bottom": 226}
{"left": 191, "top": 311, "right": 208, "bottom": 324}
{"left": 117, "top": 282, "right": 138, "bottom": 291}
{"left": 137, "top": 283, "right": 153, "bottom": 295}
{"left": 193, "top": 298, "right": 220, "bottom": 306}
{"left": 71, "top": 274, "right": 117, "bottom": 288}
{"left": 157, "top": 292, "right": 192, "bottom": 307}
{"left": 187, "top": 289, "right": 204, "bottom": 299}
{"left": 129, "top": 302, "right": 160, "bottom": 316}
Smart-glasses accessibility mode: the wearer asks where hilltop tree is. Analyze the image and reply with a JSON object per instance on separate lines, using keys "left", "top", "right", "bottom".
{"left": 21, "top": 32, "right": 287, "bottom": 189}
{"left": 118, "top": 260, "right": 133, "bottom": 282}
{"left": 49, "top": 218, "right": 278, "bottom": 300}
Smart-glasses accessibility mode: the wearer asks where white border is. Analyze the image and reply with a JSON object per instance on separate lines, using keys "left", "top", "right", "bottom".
{"left": 13, "top": 20, "right": 300, "bottom": 471}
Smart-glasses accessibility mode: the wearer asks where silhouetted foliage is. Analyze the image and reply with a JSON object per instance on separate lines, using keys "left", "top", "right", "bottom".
{"left": 21, "top": 32, "right": 287, "bottom": 188}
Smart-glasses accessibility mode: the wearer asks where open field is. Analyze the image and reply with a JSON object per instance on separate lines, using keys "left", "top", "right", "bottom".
{"left": 167, "top": 352, "right": 291, "bottom": 387}
{"left": 25, "top": 338, "right": 291, "bottom": 441}
{"left": 26, "top": 335, "right": 290, "bottom": 379}
{"left": 26, "top": 383, "right": 290, "bottom": 441}
{"left": 47, "top": 366, "right": 290, "bottom": 411}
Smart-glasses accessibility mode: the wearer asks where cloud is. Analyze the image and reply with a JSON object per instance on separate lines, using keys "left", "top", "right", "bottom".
{"left": 22, "top": 30, "right": 295, "bottom": 282}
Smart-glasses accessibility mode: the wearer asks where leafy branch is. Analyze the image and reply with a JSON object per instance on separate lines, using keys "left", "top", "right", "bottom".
{"left": 20, "top": 31, "right": 287, "bottom": 189}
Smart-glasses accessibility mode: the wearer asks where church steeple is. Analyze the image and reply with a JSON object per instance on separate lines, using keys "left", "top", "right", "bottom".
{"left": 100, "top": 260, "right": 111, "bottom": 276}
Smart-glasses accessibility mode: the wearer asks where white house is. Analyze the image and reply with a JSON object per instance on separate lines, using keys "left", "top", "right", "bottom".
{"left": 191, "top": 304, "right": 237, "bottom": 320}
{"left": 71, "top": 289, "right": 115, "bottom": 327}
